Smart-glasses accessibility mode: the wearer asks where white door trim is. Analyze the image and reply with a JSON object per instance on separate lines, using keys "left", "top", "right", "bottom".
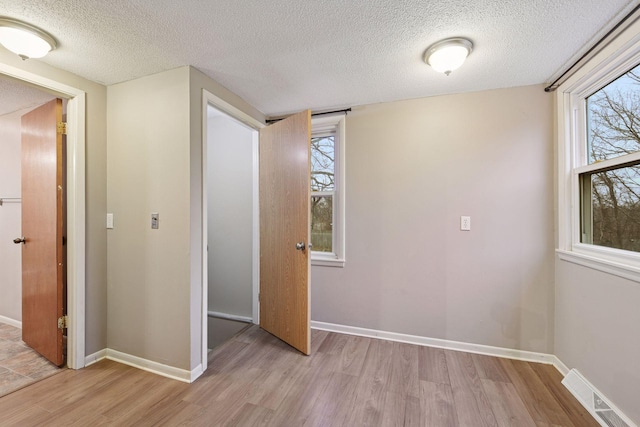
{"left": 0, "top": 63, "right": 86, "bottom": 370}
{"left": 201, "top": 89, "right": 264, "bottom": 373}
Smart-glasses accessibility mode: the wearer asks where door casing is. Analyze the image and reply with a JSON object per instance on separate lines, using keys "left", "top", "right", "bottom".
{"left": 0, "top": 63, "right": 87, "bottom": 369}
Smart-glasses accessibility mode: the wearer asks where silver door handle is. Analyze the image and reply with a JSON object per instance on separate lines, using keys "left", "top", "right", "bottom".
{"left": 295, "top": 242, "right": 305, "bottom": 251}
{"left": 13, "top": 237, "right": 26, "bottom": 244}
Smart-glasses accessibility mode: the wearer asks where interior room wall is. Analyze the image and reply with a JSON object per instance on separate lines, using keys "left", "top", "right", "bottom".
{"left": 206, "top": 113, "right": 254, "bottom": 322}
{"left": 0, "top": 108, "right": 28, "bottom": 324}
{"left": 0, "top": 51, "right": 108, "bottom": 355}
{"left": 311, "top": 84, "right": 556, "bottom": 354}
{"left": 555, "top": 260, "right": 640, "bottom": 423}
{"left": 107, "top": 66, "right": 264, "bottom": 372}
{"left": 550, "top": 17, "right": 640, "bottom": 425}
{"left": 107, "top": 67, "right": 192, "bottom": 369}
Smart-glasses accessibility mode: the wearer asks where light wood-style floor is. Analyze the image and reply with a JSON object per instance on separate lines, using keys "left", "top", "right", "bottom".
{"left": 0, "top": 323, "right": 61, "bottom": 398}
{"left": 0, "top": 325, "right": 597, "bottom": 426}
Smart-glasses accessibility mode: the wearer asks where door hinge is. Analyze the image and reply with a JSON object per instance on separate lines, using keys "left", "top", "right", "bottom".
{"left": 57, "top": 121, "right": 67, "bottom": 135}
{"left": 58, "top": 315, "right": 68, "bottom": 330}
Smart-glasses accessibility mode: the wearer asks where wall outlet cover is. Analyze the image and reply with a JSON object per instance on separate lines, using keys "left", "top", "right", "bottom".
{"left": 460, "top": 216, "right": 471, "bottom": 231}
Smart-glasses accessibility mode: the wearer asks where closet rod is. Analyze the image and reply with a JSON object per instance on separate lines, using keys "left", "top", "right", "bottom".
{"left": 0, "top": 198, "right": 21, "bottom": 206}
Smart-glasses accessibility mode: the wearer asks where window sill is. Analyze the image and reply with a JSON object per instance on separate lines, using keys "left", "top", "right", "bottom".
{"left": 311, "top": 256, "right": 345, "bottom": 268}
{"left": 556, "top": 248, "right": 640, "bottom": 284}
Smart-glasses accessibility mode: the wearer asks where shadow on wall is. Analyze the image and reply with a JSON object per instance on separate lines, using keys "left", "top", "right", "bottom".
{"left": 490, "top": 303, "right": 547, "bottom": 351}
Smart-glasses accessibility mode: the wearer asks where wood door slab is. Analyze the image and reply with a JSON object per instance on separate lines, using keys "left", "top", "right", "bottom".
{"left": 259, "top": 110, "right": 311, "bottom": 355}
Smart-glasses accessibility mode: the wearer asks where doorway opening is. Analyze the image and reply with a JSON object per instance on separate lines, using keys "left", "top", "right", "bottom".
{"left": 0, "top": 63, "right": 87, "bottom": 371}
{"left": 0, "top": 80, "right": 69, "bottom": 396}
{"left": 205, "top": 105, "right": 255, "bottom": 349}
{"left": 202, "top": 92, "right": 262, "bottom": 370}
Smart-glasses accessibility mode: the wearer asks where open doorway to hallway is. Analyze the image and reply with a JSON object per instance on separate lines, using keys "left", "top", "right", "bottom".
{"left": 0, "top": 75, "right": 65, "bottom": 395}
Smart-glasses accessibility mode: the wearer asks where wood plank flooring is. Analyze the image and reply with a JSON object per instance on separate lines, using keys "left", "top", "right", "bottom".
{"left": 0, "top": 325, "right": 597, "bottom": 426}
{"left": 0, "top": 323, "right": 61, "bottom": 398}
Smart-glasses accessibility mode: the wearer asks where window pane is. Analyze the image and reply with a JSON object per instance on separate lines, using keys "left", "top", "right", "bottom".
{"left": 311, "top": 136, "right": 335, "bottom": 191}
{"left": 587, "top": 64, "right": 640, "bottom": 164}
{"left": 311, "top": 195, "right": 332, "bottom": 252}
{"left": 581, "top": 163, "right": 640, "bottom": 252}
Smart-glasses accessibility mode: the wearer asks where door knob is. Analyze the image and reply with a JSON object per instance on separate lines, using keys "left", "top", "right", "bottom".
{"left": 295, "top": 242, "right": 305, "bottom": 251}
{"left": 13, "top": 237, "right": 26, "bottom": 244}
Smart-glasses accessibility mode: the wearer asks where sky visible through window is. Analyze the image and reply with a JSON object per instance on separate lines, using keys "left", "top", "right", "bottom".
{"left": 584, "top": 63, "right": 640, "bottom": 252}
{"left": 310, "top": 135, "right": 335, "bottom": 252}
{"left": 587, "top": 63, "right": 640, "bottom": 163}
{"left": 311, "top": 136, "right": 334, "bottom": 192}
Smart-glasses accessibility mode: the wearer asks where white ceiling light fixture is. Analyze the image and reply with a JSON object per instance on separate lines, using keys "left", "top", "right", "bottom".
{"left": 0, "top": 17, "right": 57, "bottom": 60}
{"left": 424, "top": 37, "right": 473, "bottom": 76}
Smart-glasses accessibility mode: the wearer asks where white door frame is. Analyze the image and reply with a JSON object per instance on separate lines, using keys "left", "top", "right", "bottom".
{"left": 0, "top": 63, "right": 86, "bottom": 369}
{"left": 201, "top": 89, "right": 263, "bottom": 372}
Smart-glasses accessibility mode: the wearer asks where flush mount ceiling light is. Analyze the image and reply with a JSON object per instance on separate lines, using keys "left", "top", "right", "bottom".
{"left": 0, "top": 17, "right": 57, "bottom": 60}
{"left": 424, "top": 37, "right": 473, "bottom": 76}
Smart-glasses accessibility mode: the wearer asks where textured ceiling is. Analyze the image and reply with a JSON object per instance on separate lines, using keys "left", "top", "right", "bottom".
{"left": 0, "top": 75, "right": 55, "bottom": 116}
{"left": 0, "top": 0, "right": 638, "bottom": 116}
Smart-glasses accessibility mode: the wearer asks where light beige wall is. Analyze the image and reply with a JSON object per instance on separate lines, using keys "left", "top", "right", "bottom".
{"left": 107, "top": 66, "right": 264, "bottom": 371}
{"left": 188, "top": 67, "right": 265, "bottom": 369}
{"left": 0, "top": 109, "right": 25, "bottom": 323}
{"left": 207, "top": 114, "right": 254, "bottom": 318}
{"left": 0, "top": 51, "right": 107, "bottom": 354}
{"left": 555, "top": 260, "right": 640, "bottom": 423}
{"left": 107, "top": 67, "right": 192, "bottom": 369}
{"left": 312, "top": 84, "right": 555, "bottom": 353}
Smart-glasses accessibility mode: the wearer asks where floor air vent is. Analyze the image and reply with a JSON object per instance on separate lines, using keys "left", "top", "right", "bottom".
{"left": 562, "top": 369, "right": 635, "bottom": 427}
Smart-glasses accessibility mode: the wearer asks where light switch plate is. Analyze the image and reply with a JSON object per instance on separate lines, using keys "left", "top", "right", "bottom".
{"left": 151, "top": 212, "right": 159, "bottom": 229}
{"left": 460, "top": 216, "right": 471, "bottom": 231}
{"left": 106, "top": 213, "right": 114, "bottom": 229}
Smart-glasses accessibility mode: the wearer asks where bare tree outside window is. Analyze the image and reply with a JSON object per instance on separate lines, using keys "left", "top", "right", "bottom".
{"left": 311, "top": 136, "right": 335, "bottom": 191}
{"left": 584, "top": 65, "right": 640, "bottom": 252}
{"left": 311, "top": 136, "right": 335, "bottom": 252}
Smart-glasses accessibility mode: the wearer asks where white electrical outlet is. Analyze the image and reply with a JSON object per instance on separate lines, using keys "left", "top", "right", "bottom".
{"left": 106, "top": 213, "right": 114, "bottom": 229}
{"left": 460, "top": 216, "right": 471, "bottom": 231}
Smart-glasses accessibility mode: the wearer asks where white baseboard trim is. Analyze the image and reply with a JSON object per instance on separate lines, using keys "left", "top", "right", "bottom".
{"left": 551, "top": 355, "right": 570, "bottom": 376}
{"left": 84, "top": 348, "right": 204, "bottom": 383}
{"left": 85, "top": 349, "right": 108, "bottom": 367}
{"left": 311, "top": 321, "right": 558, "bottom": 366}
{"left": 190, "top": 363, "right": 204, "bottom": 382}
{"left": 0, "top": 315, "right": 21, "bottom": 329}
{"left": 207, "top": 310, "right": 252, "bottom": 324}
{"left": 106, "top": 349, "right": 193, "bottom": 383}
{"left": 84, "top": 349, "right": 196, "bottom": 383}
{"left": 84, "top": 348, "right": 203, "bottom": 383}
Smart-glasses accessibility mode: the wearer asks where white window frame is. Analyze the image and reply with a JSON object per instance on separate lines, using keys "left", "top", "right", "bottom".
{"left": 557, "top": 20, "right": 640, "bottom": 282}
{"left": 311, "top": 114, "right": 346, "bottom": 267}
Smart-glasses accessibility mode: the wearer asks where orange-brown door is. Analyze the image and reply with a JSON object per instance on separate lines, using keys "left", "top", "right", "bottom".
{"left": 259, "top": 110, "right": 311, "bottom": 355}
{"left": 18, "top": 98, "right": 65, "bottom": 366}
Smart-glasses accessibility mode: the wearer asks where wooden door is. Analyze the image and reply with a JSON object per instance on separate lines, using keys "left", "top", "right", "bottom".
{"left": 20, "top": 98, "right": 65, "bottom": 366}
{"left": 259, "top": 110, "right": 311, "bottom": 355}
